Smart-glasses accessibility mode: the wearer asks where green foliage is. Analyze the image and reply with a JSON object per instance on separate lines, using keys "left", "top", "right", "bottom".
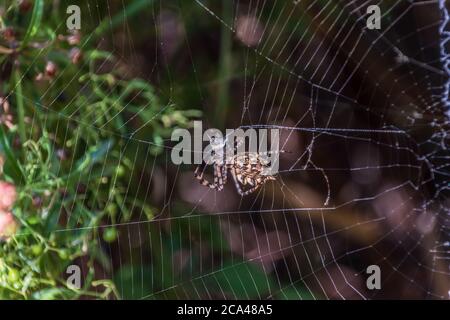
{"left": 0, "top": 0, "right": 198, "bottom": 299}
{"left": 207, "top": 261, "right": 275, "bottom": 299}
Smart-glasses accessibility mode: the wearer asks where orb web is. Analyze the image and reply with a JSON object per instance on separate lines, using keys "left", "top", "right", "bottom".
{"left": 8, "top": 0, "right": 450, "bottom": 299}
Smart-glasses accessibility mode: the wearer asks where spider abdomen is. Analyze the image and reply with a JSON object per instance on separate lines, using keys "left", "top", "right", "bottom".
{"left": 195, "top": 151, "right": 277, "bottom": 196}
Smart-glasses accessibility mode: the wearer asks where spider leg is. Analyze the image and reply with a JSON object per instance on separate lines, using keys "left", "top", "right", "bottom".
{"left": 234, "top": 167, "right": 245, "bottom": 185}
{"left": 222, "top": 164, "right": 228, "bottom": 185}
{"left": 214, "top": 164, "right": 225, "bottom": 191}
{"left": 194, "top": 165, "right": 217, "bottom": 189}
{"left": 258, "top": 149, "right": 289, "bottom": 155}
{"left": 230, "top": 168, "right": 245, "bottom": 196}
{"left": 231, "top": 168, "right": 262, "bottom": 196}
{"left": 239, "top": 184, "right": 262, "bottom": 196}
{"left": 243, "top": 176, "right": 276, "bottom": 195}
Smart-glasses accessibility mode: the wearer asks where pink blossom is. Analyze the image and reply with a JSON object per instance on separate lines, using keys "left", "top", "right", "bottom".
{"left": 0, "top": 181, "right": 17, "bottom": 211}
{"left": 0, "top": 211, "right": 18, "bottom": 239}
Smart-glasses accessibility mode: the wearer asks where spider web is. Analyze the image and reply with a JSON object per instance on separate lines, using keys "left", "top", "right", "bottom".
{"left": 12, "top": 0, "right": 450, "bottom": 299}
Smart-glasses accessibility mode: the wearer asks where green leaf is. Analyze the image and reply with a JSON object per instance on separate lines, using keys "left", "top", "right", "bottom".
{"left": 0, "top": 125, "right": 25, "bottom": 183}
{"left": 93, "top": 0, "right": 151, "bottom": 39}
{"left": 14, "top": 69, "right": 27, "bottom": 148}
{"left": 31, "top": 287, "right": 72, "bottom": 300}
{"left": 113, "top": 265, "right": 154, "bottom": 299}
{"left": 63, "top": 139, "right": 114, "bottom": 182}
{"left": 276, "top": 286, "right": 316, "bottom": 300}
{"left": 21, "top": 0, "right": 44, "bottom": 48}
{"left": 43, "top": 201, "right": 62, "bottom": 236}
{"left": 205, "top": 261, "right": 275, "bottom": 299}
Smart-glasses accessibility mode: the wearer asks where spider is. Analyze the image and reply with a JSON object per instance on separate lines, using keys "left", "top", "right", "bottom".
{"left": 194, "top": 151, "right": 278, "bottom": 196}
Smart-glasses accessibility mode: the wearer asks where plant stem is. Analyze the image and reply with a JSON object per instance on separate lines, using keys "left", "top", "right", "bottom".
{"left": 14, "top": 69, "right": 27, "bottom": 145}
{"left": 215, "top": 0, "right": 233, "bottom": 128}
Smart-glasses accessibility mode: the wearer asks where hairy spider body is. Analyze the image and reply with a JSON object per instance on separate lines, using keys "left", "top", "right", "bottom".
{"left": 194, "top": 152, "right": 277, "bottom": 196}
